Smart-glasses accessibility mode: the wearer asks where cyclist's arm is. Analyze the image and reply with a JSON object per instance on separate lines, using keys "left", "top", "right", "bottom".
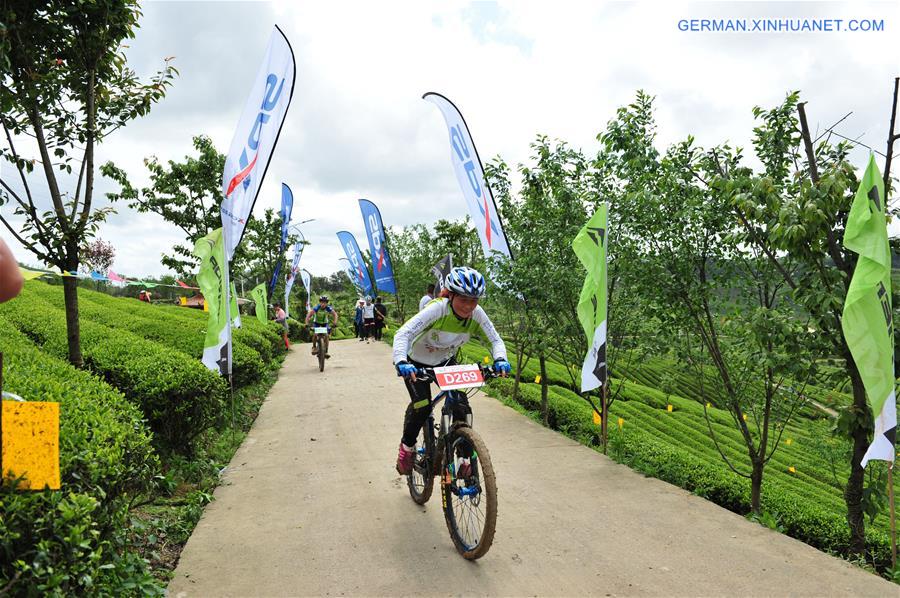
{"left": 304, "top": 309, "right": 314, "bottom": 324}
{"left": 331, "top": 308, "right": 338, "bottom": 324}
{"left": 472, "top": 306, "right": 508, "bottom": 362}
{"left": 392, "top": 300, "right": 444, "bottom": 365}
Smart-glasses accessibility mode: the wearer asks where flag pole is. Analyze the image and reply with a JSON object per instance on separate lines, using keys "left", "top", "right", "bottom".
{"left": 601, "top": 202, "right": 609, "bottom": 453}
{"left": 223, "top": 238, "right": 235, "bottom": 446}
{"left": 890, "top": 462, "right": 897, "bottom": 568}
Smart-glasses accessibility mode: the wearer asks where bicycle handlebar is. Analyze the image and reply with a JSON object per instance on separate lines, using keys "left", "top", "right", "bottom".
{"left": 412, "top": 364, "right": 507, "bottom": 382}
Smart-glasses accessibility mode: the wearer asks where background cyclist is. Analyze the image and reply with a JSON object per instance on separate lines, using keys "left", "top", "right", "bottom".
{"left": 305, "top": 295, "right": 339, "bottom": 359}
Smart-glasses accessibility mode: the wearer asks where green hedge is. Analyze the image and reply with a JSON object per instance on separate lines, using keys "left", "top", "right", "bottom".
{"left": 0, "top": 317, "right": 161, "bottom": 595}
{"left": 25, "top": 282, "right": 272, "bottom": 386}
{"left": 0, "top": 290, "right": 226, "bottom": 455}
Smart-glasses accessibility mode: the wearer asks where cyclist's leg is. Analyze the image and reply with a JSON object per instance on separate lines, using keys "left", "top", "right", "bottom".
{"left": 401, "top": 360, "right": 433, "bottom": 447}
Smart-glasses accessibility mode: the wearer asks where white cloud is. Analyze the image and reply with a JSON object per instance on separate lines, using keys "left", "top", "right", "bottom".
{"left": 4, "top": 0, "right": 898, "bottom": 278}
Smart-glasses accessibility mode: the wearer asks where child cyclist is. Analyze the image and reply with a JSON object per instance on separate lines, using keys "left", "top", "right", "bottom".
{"left": 391, "top": 266, "right": 511, "bottom": 475}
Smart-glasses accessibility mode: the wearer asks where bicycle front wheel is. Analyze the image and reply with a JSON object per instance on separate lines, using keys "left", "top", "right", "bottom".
{"left": 317, "top": 336, "right": 325, "bottom": 371}
{"left": 408, "top": 421, "right": 435, "bottom": 504}
{"left": 442, "top": 426, "right": 497, "bottom": 559}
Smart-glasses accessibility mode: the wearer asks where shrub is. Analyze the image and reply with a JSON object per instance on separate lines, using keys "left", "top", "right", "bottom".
{"left": 0, "top": 317, "right": 161, "bottom": 595}
{"left": 26, "top": 281, "right": 274, "bottom": 384}
{"left": 0, "top": 290, "right": 226, "bottom": 455}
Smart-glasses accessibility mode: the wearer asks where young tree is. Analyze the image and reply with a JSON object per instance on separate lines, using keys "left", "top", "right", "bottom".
{"left": 101, "top": 134, "right": 225, "bottom": 276}
{"left": 487, "top": 137, "right": 595, "bottom": 424}
{"left": 0, "top": 0, "right": 176, "bottom": 365}
{"left": 236, "top": 207, "right": 298, "bottom": 297}
{"left": 719, "top": 90, "right": 900, "bottom": 552}
{"left": 599, "top": 92, "right": 812, "bottom": 513}
{"left": 80, "top": 237, "right": 115, "bottom": 274}
{"left": 102, "top": 134, "right": 281, "bottom": 283}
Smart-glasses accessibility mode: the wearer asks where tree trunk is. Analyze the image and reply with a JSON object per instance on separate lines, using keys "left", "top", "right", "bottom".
{"left": 539, "top": 353, "right": 549, "bottom": 425}
{"left": 62, "top": 276, "right": 83, "bottom": 367}
{"left": 513, "top": 342, "right": 526, "bottom": 400}
{"left": 845, "top": 364, "right": 868, "bottom": 555}
{"left": 750, "top": 458, "right": 764, "bottom": 515}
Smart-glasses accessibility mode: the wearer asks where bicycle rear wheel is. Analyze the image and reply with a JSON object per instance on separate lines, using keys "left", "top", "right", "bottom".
{"left": 442, "top": 426, "right": 497, "bottom": 559}
{"left": 317, "top": 336, "right": 325, "bottom": 371}
{"left": 407, "top": 420, "right": 435, "bottom": 504}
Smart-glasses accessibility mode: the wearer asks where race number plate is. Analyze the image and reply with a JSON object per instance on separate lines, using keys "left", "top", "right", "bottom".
{"left": 313, "top": 327, "right": 328, "bottom": 334}
{"left": 433, "top": 364, "right": 484, "bottom": 390}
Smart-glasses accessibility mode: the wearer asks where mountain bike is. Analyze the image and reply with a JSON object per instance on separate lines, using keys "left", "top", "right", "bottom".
{"left": 404, "top": 363, "right": 504, "bottom": 560}
{"left": 310, "top": 325, "right": 330, "bottom": 372}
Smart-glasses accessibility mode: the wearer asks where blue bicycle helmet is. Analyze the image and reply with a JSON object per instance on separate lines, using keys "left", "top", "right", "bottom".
{"left": 446, "top": 266, "right": 486, "bottom": 298}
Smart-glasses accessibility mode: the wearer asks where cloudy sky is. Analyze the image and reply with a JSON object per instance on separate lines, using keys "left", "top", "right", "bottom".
{"left": 4, "top": 1, "right": 899, "bottom": 279}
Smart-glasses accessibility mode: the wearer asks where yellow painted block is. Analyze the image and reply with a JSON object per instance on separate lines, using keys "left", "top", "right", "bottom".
{"left": 705, "top": 402, "right": 711, "bottom": 409}
{"left": 788, "top": 466, "right": 796, "bottom": 474}
{"left": 203, "top": 300, "right": 209, "bottom": 312}
{"left": 483, "top": 356, "right": 490, "bottom": 364}
{"left": 179, "top": 296, "right": 187, "bottom": 306}
{"left": 742, "top": 413, "right": 748, "bottom": 421}
{"left": 617, "top": 417, "right": 624, "bottom": 429}
{"left": 534, "top": 375, "right": 541, "bottom": 384}
{"left": 2, "top": 401, "right": 61, "bottom": 490}
{"left": 666, "top": 404, "right": 673, "bottom": 412}
{"left": 592, "top": 411, "right": 601, "bottom": 425}
{"left": 786, "top": 438, "right": 793, "bottom": 446}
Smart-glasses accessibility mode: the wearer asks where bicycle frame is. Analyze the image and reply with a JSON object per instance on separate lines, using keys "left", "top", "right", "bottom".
{"left": 412, "top": 365, "right": 498, "bottom": 474}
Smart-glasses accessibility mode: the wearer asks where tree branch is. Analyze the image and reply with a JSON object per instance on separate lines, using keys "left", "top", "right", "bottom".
{"left": 884, "top": 77, "right": 899, "bottom": 198}
{"left": 77, "top": 69, "right": 97, "bottom": 233}
{"left": 28, "top": 105, "right": 68, "bottom": 229}
{"left": 797, "top": 102, "right": 848, "bottom": 273}
{"left": 0, "top": 214, "right": 53, "bottom": 265}
{"left": 70, "top": 150, "right": 87, "bottom": 222}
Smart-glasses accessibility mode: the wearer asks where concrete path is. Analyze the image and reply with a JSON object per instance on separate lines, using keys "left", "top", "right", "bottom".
{"left": 169, "top": 339, "right": 892, "bottom": 597}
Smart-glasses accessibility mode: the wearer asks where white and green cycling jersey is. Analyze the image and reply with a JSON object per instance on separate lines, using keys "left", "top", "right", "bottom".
{"left": 392, "top": 298, "right": 507, "bottom": 366}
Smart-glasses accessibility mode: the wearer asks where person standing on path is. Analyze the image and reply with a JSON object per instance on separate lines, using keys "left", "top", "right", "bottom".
{"left": 362, "top": 296, "right": 376, "bottom": 343}
{"left": 354, "top": 299, "right": 365, "bottom": 341}
{"left": 274, "top": 303, "right": 289, "bottom": 349}
{"left": 418, "top": 283, "right": 435, "bottom": 311}
{"left": 373, "top": 296, "right": 387, "bottom": 341}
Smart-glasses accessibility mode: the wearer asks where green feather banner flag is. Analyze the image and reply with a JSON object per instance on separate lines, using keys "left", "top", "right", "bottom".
{"left": 841, "top": 155, "right": 895, "bottom": 466}
{"left": 194, "top": 227, "right": 230, "bottom": 376}
{"left": 572, "top": 203, "right": 608, "bottom": 393}
{"left": 251, "top": 283, "right": 268, "bottom": 324}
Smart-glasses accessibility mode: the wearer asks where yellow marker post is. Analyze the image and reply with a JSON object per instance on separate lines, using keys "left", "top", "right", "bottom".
{"left": 786, "top": 438, "right": 793, "bottom": 446}
{"left": 705, "top": 402, "right": 711, "bottom": 409}
{"left": 788, "top": 466, "right": 796, "bottom": 474}
{"left": 179, "top": 296, "right": 187, "bottom": 306}
{"left": 483, "top": 356, "right": 490, "bottom": 364}
{"left": 2, "top": 401, "right": 61, "bottom": 490}
{"left": 617, "top": 417, "right": 624, "bottom": 430}
{"left": 592, "top": 411, "right": 601, "bottom": 426}
{"left": 534, "top": 375, "right": 541, "bottom": 384}
{"left": 742, "top": 413, "right": 748, "bottom": 421}
{"left": 666, "top": 404, "right": 673, "bottom": 412}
